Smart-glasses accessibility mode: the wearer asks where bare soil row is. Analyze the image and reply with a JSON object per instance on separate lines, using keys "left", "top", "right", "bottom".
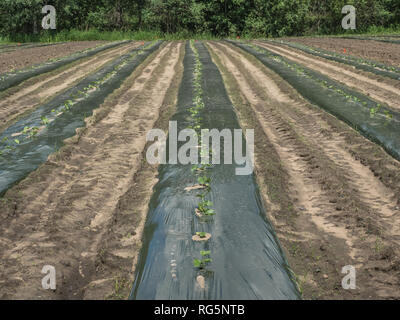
{"left": 284, "top": 37, "right": 400, "bottom": 68}
{"left": 0, "top": 41, "right": 106, "bottom": 74}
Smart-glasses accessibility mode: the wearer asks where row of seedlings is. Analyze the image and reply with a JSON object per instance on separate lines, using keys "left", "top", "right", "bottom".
{"left": 245, "top": 42, "right": 394, "bottom": 120}
{"left": 188, "top": 40, "right": 214, "bottom": 288}
{"left": 0, "top": 42, "right": 155, "bottom": 157}
{"left": 272, "top": 40, "right": 400, "bottom": 74}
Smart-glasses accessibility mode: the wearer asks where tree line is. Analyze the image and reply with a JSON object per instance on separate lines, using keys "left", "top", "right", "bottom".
{"left": 1, "top": 0, "right": 399, "bottom": 38}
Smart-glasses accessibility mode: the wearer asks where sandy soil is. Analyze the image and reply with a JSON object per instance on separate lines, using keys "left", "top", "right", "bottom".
{"left": 0, "top": 41, "right": 184, "bottom": 299}
{"left": 0, "top": 42, "right": 140, "bottom": 132}
{"left": 284, "top": 37, "right": 400, "bottom": 68}
{"left": 208, "top": 41, "right": 400, "bottom": 299}
{"left": 253, "top": 41, "right": 400, "bottom": 112}
{"left": 0, "top": 41, "right": 107, "bottom": 74}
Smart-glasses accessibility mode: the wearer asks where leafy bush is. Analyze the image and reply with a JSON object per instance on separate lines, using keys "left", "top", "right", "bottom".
{"left": 1, "top": 1, "right": 398, "bottom": 41}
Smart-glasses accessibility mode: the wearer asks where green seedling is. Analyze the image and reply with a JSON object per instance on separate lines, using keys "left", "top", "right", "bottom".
{"left": 196, "top": 232, "right": 207, "bottom": 238}
{"left": 193, "top": 258, "right": 211, "bottom": 268}
{"left": 197, "top": 200, "right": 215, "bottom": 216}
{"left": 193, "top": 250, "right": 212, "bottom": 269}
{"left": 198, "top": 176, "right": 211, "bottom": 187}
{"left": 203, "top": 209, "right": 215, "bottom": 216}
{"left": 41, "top": 116, "right": 49, "bottom": 125}
{"left": 14, "top": 139, "right": 20, "bottom": 144}
{"left": 384, "top": 110, "right": 393, "bottom": 119}
{"left": 196, "top": 193, "right": 206, "bottom": 201}
{"left": 63, "top": 100, "right": 74, "bottom": 110}
{"left": 200, "top": 200, "right": 212, "bottom": 207}
{"left": 28, "top": 127, "right": 39, "bottom": 138}
{"left": 370, "top": 108, "right": 377, "bottom": 118}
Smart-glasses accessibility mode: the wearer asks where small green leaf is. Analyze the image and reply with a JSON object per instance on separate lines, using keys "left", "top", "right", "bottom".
{"left": 193, "top": 259, "right": 202, "bottom": 268}
{"left": 41, "top": 116, "right": 49, "bottom": 125}
{"left": 205, "top": 209, "right": 215, "bottom": 216}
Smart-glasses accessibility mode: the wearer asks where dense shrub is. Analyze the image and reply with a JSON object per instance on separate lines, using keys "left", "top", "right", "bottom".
{"left": 0, "top": 0, "right": 398, "bottom": 40}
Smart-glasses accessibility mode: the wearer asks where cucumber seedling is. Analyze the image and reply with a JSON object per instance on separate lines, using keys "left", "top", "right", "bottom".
{"left": 41, "top": 116, "right": 49, "bottom": 125}
{"left": 197, "top": 200, "right": 215, "bottom": 216}
{"left": 25, "top": 126, "right": 39, "bottom": 139}
{"left": 193, "top": 250, "right": 212, "bottom": 269}
{"left": 22, "top": 126, "right": 30, "bottom": 134}
{"left": 196, "top": 231, "right": 207, "bottom": 238}
{"left": 196, "top": 192, "right": 206, "bottom": 201}
{"left": 198, "top": 176, "right": 211, "bottom": 188}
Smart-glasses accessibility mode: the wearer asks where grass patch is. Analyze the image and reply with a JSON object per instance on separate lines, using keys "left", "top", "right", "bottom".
{"left": 4, "top": 25, "right": 399, "bottom": 43}
{"left": 238, "top": 25, "right": 400, "bottom": 40}
{"left": 0, "top": 36, "right": 13, "bottom": 44}
{"left": 6, "top": 29, "right": 220, "bottom": 43}
{"left": 107, "top": 276, "right": 129, "bottom": 300}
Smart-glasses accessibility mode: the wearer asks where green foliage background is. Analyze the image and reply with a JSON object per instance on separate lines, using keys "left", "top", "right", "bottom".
{"left": 0, "top": 0, "right": 399, "bottom": 40}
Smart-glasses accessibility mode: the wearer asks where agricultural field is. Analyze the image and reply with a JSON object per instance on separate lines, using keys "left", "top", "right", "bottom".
{"left": 0, "top": 37, "right": 400, "bottom": 301}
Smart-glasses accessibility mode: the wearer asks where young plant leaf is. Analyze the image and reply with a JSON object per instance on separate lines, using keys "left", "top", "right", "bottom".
{"left": 193, "top": 259, "right": 202, "bottom": 268}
